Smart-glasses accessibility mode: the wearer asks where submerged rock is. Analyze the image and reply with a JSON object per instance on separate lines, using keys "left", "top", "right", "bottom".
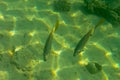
{"left": 84, "top": 0, "right": 120, "bottom": 26}
{"left": 53, "top": 0, "right": 71, "bottom": 12}
{"left": 85, "top": 62, "right": 102, "bottom": 74}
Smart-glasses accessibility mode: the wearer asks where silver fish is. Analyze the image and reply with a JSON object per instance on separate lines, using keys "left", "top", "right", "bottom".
{"left": 73, "top": 18, "right": 105, "bottom": 56}
{"left": 73, "top": 27, "right": 94, "bottom": 56}
{"left": 43, "top": 19, "right": 59, "bottom": 61}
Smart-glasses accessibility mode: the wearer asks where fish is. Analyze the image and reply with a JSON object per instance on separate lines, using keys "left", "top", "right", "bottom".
{"left": 73, "top": 27, "right": 94, "bottom": 56}
{"left": 73, "top": 18, "right": 105, "bottom": 56}
{"left": 43, "top": 19, "right": 59, "bottom": 61}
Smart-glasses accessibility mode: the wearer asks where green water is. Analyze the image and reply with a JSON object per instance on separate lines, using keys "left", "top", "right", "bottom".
{"left": 0, "top": 0, "right": 120, "bottom": 80}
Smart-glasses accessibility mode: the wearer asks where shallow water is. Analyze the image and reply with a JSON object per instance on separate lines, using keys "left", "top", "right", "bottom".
{"left": 0, "top": 0, "right": 120, "bottom": 80}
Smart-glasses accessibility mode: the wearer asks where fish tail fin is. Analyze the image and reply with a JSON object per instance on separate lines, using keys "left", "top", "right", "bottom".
{"left": 52, "top": 19, "right": 59, "bottom": 33}
{"left": 95, "top": 18, "right": 105, "bottom": 29}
